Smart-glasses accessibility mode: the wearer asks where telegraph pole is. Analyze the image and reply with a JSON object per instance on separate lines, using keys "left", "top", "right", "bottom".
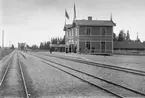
{"left": 2, "top": 29, "right": 4, "bottom": 48}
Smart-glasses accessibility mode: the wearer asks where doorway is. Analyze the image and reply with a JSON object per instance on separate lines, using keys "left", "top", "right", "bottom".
{"left": 101, "top": 42, "right": 105, "bottom": 53}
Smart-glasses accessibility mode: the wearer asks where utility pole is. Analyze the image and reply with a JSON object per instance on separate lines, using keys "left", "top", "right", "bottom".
{"left": 137, "top": 32, "right": 139, "bottom": 40}
{"left": 2, "top": 30, "right": 4, "bottom": 48}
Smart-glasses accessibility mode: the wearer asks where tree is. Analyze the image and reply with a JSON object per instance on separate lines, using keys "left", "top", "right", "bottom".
{"left": 51, "top": 38, "right": 57, "bottom": 44}
{"left": 31, "top": 44, "right": 38, "bottom": 50}
{"left": 143, "top": 41, "right": 145, "bottom": 46}
{"left": 39, "top": 42, "right": 44, "bottom": 49}
{"left": 59, "top": 35, "right": 65, "bottom": 44}
{"left": 135, "top": 32, "right": 141, "bottom": 42}
{"left": 26, "top": 44, "right": 30, "bottom": 49}
{"left": 113, "top": 33, "right": 118, "bottom": 41}
{"left": 46, "top": 41, "right": 50, "bottom": 49}
{"left": 118, "top": 30, "right": 126, "bottom": 41}
{"left": 126, "top": 30, "right": 130, "bottom": 41}
{"left": 51, "top": 36, "right": 65, "bottom": 45}
{"left": 39, "top": 41, "right": 50, "bottom": 50}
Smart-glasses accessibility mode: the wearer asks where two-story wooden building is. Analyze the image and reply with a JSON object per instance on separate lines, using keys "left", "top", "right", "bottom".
{"left": 64, "top": 16, "right": 116, "bottom": 54}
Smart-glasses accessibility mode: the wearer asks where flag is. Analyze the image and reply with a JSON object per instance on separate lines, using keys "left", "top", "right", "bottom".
{"left": 65, "top": 9, "right": 69, "bottom": 19}
{"left": 72, "top": 3, "right": 77, "bottom": 27}
{"left": 73, "top": 3, "right": 76, "bottom": 21}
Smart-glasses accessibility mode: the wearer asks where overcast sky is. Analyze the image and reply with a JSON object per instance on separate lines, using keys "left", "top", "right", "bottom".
{"left": 0, "top": 0, "right": 145, "bottom": 47}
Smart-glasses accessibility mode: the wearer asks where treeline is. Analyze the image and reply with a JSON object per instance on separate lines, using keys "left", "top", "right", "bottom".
{"left": 113, "top": 30, "right": 140, "bottom": 42}
{"left": 51, "top": 36, "right": 65, "bottom": 44}
{"left": 39, "top": 41, "right": 50, "bottom": 50}
{"left": 28, "top": 36, "right": 65, "bottom": 50}
{"left": 26, "top": 44, "right": 39, "bottom": 50}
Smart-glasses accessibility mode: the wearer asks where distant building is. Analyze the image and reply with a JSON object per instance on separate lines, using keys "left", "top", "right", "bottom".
{"left": 18, "top": 43, "right": 26, "bottom": 50}
{"left": 64, "top": 16, "right": 116, "bottom": 54}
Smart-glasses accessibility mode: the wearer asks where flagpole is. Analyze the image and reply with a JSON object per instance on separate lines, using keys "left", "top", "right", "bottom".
{"left": 64, "top": 9, "right": 66, "bottom": 52}
{"left": 65, "top": 9, "right": 67, "bottom": 27}
{"left": 64, "top": 9, "right": 70, "bottom": 52}
{"left": 65, "top": 14, "right": 66, "bottom": 26}
{"left": 73, "top": 3, "right": 76, "bottom": 27}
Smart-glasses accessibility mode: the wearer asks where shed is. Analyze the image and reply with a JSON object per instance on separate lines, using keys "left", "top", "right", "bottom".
{"left": 114, "top": 42, "right": 145, "bottom": 50}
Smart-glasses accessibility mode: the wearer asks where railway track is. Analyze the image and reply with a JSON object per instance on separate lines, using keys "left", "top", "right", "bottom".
{"left": 0, "top": 52, "right": 14, "bottom": 86}
{"left": 28, "top": 52, "right": 145, "bottom": 98}
{"left": 19, "top": 51, "right": 26, "bottom": 59}
{"left": 38, "top": 53, "right": 145, "bottom": 76}
{"left": 17, "top": 53, "right": 30, "bottom": 98}
{"left": 0, "top": 51, "right": 29, "bottom": 98}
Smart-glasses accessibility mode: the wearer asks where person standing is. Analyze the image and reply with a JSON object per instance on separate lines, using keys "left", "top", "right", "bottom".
{"left": 50, "top": 47, "right": 52, "bottom": 53}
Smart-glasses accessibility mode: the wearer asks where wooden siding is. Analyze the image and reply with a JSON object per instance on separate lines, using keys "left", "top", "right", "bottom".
{"left": 79, "top": 26, "right": 113, "bottom": 36}
{"left": 65, "top": 25, "right": 113, "bottom": 54}
{"left": 79, "top": 41, "right": 85, "bottom": 50}
{"left": 79, "top": 36, "right": 112, "bottom": 41}
{"left": 91, "top": 42, "right": 100, "bottom": 53}
{"left": 106, "top": 42, "right": 113, "bottom": 53}
{"left": 107, "top": 27, "right": 113, "bottom": 35}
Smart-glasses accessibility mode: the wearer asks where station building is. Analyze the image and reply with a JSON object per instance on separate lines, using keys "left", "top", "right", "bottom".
{"left": 64, "top": 16, "right": 116, "bottom": 54}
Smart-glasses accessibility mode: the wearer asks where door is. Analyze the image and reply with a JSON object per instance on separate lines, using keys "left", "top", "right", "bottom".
{"left": 101, "top": 42, "right": 105, "bottom": 53}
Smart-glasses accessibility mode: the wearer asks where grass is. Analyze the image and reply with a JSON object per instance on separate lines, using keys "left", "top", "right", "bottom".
{"left": 0, "top": 48, "right": 14, "bottom": 60}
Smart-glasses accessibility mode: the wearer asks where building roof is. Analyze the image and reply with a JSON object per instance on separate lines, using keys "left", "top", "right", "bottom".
{"left": 63, "top": 16, "right": 116, "bottom": 31}
{"left": 114, "top": 41, "right": 145, "bottom": 49}
{"left": 63, "top": 24, "right": 72, "bottom": 31}
{"left": 75, "top": 20, "right": 116, "bottom": 26}
{"left": 63, "top": 20, "right": 116, "bottom": 31}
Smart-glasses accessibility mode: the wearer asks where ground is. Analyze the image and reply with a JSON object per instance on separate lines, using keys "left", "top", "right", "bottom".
{"left": 32, "top": 51, "right": 145, "bottom": 95}
{"left": 0, "top": 51, "right": 145, "bottom": 97}
{"left": 42, "top": 52, "right": 145, "bottom": 71}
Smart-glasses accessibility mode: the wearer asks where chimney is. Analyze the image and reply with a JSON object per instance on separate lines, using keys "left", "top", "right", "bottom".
{"left": 88, "top": 16, "right": 92, "bottom": 20}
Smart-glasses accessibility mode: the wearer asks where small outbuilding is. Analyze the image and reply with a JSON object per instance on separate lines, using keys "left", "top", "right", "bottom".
{"left": 50, "top": 44, "right": 66, "bottom": 52}
{"left": 114, "top": 41, "right": 145, "bottom": 50}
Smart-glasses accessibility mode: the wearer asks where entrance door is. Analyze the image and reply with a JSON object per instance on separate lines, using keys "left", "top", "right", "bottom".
{"left": 69, "top": 45, "right": 71, "bottom": 53}
{"left": 101, "top": 42, "right": 105, "bottom": 53}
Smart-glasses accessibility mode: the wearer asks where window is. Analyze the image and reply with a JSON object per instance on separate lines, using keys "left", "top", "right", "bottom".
{"left": 101, "top": 27, "right": 106, "bottom": 35}
{"left": 76, "top": 28, "right": 78, "bottom": 36}
{"left": 101, "top": 42, "right": 105, "bottom": 53}
{"left": 71, "top": 29, "right": 73, "bottom": 36}
{"left": 86, "top": 27, "right": 91, "bottom": 35}
{"left": 73, "top": 28, "right": 75, "bottom": 36}
{"left": 67, "top": 31, "right": 69, "bottom": 37}
{"left": 86, "top": 41, "right": 91, "bottom": 50}
{"left": 69, "top": 30, "right": 72, "bottom": 37}
{"left": 69, "top": 30, "right": 71, "bottom": 37}
{"left": 66, "top": 31, "right": 68, "bottom": 37}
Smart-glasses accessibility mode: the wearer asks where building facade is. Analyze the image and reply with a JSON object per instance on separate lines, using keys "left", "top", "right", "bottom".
{"left": 18, "top": 43, "right": 27, "bottom": 51}
{"left": 64, "top": 16, "right": 116, "bottom": 54}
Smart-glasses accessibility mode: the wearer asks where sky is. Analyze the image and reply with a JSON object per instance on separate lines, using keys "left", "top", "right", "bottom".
{"left": 0, "top": 0, "right": 145, "bottom": 47}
